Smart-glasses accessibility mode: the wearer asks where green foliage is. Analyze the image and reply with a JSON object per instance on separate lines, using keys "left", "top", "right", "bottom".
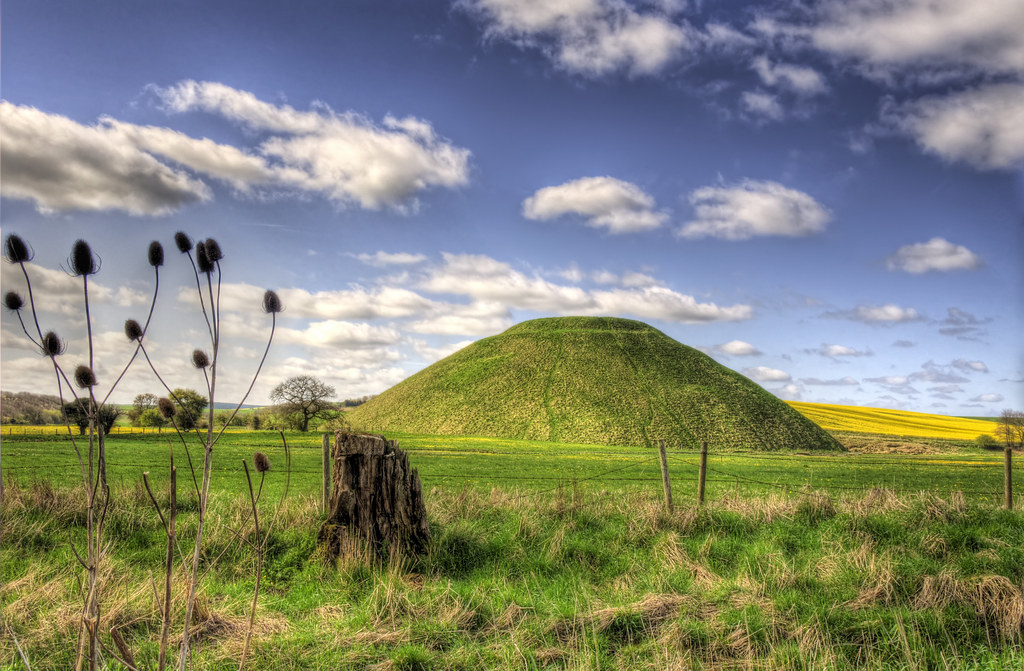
{"left": 350, "top": 316, "right": 843, "bottom": 452}
{"left": 61, "top": 399, "right": 122, "bottom": 435}
{"left": 170, "top": 387, "right": 208, "bottom": 430}
{"left": 977, "top": 433, "right": 1001, "bottom": 450}
{"left": 126, "top": 392, "right": 158, "bottom": 425}
{"left": 136, "top": 407, "right": 167, "bottom": 428}
{"left": 0, "top": 390, "right": 63, "bottom": 424}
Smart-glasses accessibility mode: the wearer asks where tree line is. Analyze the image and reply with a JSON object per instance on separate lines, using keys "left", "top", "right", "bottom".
{"left": 1, "top": 376, "right": 374, "bottom": 433}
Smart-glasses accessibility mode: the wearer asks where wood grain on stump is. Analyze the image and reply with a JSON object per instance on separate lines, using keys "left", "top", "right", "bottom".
{"left": 317, "top": 432, "right": 430, "bottom": 559}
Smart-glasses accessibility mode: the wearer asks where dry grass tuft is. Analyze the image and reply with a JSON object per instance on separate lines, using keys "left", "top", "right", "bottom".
{"left": 850, "top": 487, "right": 906, "bottom": 516}
{"left": 915, "top": 571, "right": 1024, "bottom": 642}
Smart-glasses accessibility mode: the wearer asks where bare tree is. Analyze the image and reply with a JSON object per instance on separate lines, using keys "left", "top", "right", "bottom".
{"left": 998, "top": 409, "right": 1024, "bottom": 450}
{"left": 270, "top": 375, "right": 337, "bottom": 431}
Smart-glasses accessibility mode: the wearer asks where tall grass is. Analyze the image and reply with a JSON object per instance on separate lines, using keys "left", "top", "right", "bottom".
{"left": 3, "top": 475, "right": 1022, "bottom": 669}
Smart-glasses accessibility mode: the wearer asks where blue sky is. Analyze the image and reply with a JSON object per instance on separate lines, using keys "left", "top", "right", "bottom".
{"left": 2, "top": 0, "right": 1022, "bottom": 415}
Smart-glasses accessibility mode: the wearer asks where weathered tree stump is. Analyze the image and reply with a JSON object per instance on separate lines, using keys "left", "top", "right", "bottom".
{"left": 317, "top": 432, "right": 430, "bottom": 559}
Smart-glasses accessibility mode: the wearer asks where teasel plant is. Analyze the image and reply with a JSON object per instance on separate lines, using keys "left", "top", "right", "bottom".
{"left": 128, "top": 232, "right": 282, "bottom": 669}
{"left": 3, "top": 233, "right": 164, "bottom": 671}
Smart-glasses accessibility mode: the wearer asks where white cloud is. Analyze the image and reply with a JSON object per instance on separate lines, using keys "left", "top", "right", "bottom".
{"left": 422, "top": 253, "right": 752, "bottom": 323}
{"left": 354, "top": 251, "right": 428, "bottom": 267}
{"left": 952, "top": 358, "right": 988, "bottom": 373}
{"left": 185, "top": 282, "right": 439, "bottom": 321}
{"left": 971, "top": 393, "right": 1004, "bottom": 403}
{"left": 410, "top": 338, "right": 475, "bottom": 363}
{"left": 810, "top": 343, "right": 872, "bottom": 358}
{"left": 885, "top": 237, "right": 984, "bottom": 274}
{"left": 155, "top": 80, "right": 471, "bottom": 210}
{"left": 801, "top": 376, "right": 859, "bottom": 386}
{"left": 523, "top": 176, "right": 667, "bottom": 234}
{"left": 743, "top": 366, "right": 791, "bottom": 382}
{"left": 867, "top": 375, "right": 909, "bottom": 386}
{"left": 276, "top": 320, "right": 403, "bottom": 349}
{"left": 804, "top": 0, "right": 1024, "bottom": 82}
{"left": 740, "top": 91, "right": 785, "bottom": 122}
{"left": 712, "top": 340, "right": 762, "bottom": 356}
{"left": 680, "top": 180, "right": 831, "bottom": 240}
{"left": 702, "top": 22, "right": 758, "bottom": 52}
{"left": 459, "top": 0, "right": 694, "bottom": 77}
{"left": 824, "top": 304, "right": 923, "bottom": 324}
{"left": 882, "top": 83, "right": 1024, "bottom": 171}
{"left": 620, "top": 271, "right": 661, "bottom": 288}
{"left": 938, "top": 307, "right": 991, "bottom": 340}
{"left": 773, "top": 383, "right": 802, "bottom": 400}
{"left": 751, "top": 57, "right": 828, "bottom": 96}
{"left": 0, "top": 102, "right": 210, "bottom": 215}
{"left": 1, "top": 82, "right": 471, "bottom": 216}
{"left": 1, "top": 259, "right": 154, "bottom": 317}
{"left": 408, "top": 301, "right": 514, "bottom": 336}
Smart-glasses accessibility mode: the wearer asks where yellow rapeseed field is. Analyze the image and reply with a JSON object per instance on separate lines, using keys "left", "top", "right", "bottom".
{"left": 787, "top": 401, "right": 998, "bottom": 440}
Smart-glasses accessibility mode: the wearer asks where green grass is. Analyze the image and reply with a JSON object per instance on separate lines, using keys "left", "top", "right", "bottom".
{"left": 2, "top": 455, "right": 1023, "bottom": 669}
{"left": 2, "top": 430, "right": 1017, "bottom": 504}
{"left": 349, "top": 317, "right": 842, "bottom": 452}
{"left": 3, "top": 429, "right": 1022, "bottom": 668}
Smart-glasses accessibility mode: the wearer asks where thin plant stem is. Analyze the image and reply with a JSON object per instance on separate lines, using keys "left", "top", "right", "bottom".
{"left": 101, "top": 267, "right": 160, "bottom": 407}
{"left": 238, "top": 461, "right": 263, "bottom": 670}
{"left": 17, "top": 261, "right": 45, "bottom": 341}
{"left": 214, "top": 314, "right": 276, "bottom": 444}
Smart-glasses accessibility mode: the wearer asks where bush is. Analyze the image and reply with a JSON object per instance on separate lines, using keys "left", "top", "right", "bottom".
{"left": 975, "top": 434, "right": 1000, "bottom": 450}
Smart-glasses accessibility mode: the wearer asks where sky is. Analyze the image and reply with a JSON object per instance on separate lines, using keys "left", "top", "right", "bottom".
{"left": 1, "top": 0, "right": 1022, "bottom": 416}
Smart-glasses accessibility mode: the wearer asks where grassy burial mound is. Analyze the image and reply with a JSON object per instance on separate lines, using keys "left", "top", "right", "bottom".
{"left": 350, "top": 316, "right": 842, "bottom": 451}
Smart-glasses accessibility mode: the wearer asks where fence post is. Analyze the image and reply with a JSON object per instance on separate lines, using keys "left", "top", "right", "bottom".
{"left": 698, "top": 441, "right": 708, "bottom": 505}
{"left": 658, "top": 439, "right": 673, "bottom": 512}
{"left": 322, "top": 433, "right": 331, "bottom": 513}
{"left": 1006, "top": 447, "right": 1013, "bottom": 511}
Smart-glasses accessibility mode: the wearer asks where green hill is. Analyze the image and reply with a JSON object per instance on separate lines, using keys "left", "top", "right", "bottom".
{"left": 350, "top": 317, "right": 842, "bottom": 451}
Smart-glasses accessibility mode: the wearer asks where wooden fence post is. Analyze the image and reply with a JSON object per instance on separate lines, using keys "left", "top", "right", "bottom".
{"left": 322, "top": 433, "right": 331, "bottom": 513}
{"left": 1006, "top": 447, "right": 1013, "bottom": 511}
{"left": 698, "top": 441, "right": 708, "bottom": 506}
{"left": 658, "top": 439, "right": 673, "bottom": 512}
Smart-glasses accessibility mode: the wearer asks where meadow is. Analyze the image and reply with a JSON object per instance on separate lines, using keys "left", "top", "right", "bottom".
{"left": 2, "top": 417, "right": 1022, "bottom": 669}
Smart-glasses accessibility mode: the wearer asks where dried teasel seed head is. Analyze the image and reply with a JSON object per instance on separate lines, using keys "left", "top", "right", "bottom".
{"left": 195, "top": 241, "right": 214, "bottom": 274}
{"left": 74, "top": 364, "right": 97, "bottom": 388}
{"left": 124, "top": 319, "right": 143, "bottom": 342}
{"left": 203, "top": 238, "right": 223, "bottom": 263}
{"left": 41, "top": 331, "right": 65, "bottom": 357}
{"left": 191, "top": 349, "right": 210, "bottom": 369}
{"left": 262, "top": 289, "right": 282, "bottom": 314}
{"left": 174, "top": 231, "right": 193, "bottom": 254}
{"left": 4, "top": 234, "right": 32, "bottom": 264}
{"left": 70, "top": 239, "right": 98, "bottom": 276}
{"left": 148, "top": 241, "right": 164, "bottom": 267}
{"left": 4, "top": 291, "right": 24, "bottom": 311}
{"left": 253, "top": 452, "right": 270, "bottom": 473}
{"left": 157, "top": 397, "right": 176, "bottom": 419}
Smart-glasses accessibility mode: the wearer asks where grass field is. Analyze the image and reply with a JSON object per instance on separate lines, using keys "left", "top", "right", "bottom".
{"left": 2, "top": 422, "right": 1022, "bottom": 669}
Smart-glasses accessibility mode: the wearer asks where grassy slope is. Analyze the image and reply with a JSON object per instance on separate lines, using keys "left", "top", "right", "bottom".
{"left": 788, "top": 401, "right": 1000, "bottom": 441}
{"left": 350, "top": 317, "right": 842, "bottom": 452}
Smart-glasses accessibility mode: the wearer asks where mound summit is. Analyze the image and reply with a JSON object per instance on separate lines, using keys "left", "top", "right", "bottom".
{"left": 350, "top": 317, "right": 842, "bottom": 451}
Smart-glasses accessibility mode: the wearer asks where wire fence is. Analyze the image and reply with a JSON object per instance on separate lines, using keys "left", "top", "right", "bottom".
{"left": 4, "top": 435, "right": 1020, "bottom": 504}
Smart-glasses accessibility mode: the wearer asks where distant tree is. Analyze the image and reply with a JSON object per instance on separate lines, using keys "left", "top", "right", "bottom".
{"left": 127, "top": 393, "right": 159, "bottom": 425}
{"left": 137, "top": 407, "right": 167, "bottom": 428}
{"left": 214, "top": 409, "right": 244, "bottom": 428}
{"left": 1, "top": 390, "right": 63, "bottom": 424}
{"left": 269, "top": 375, "right": 337, "bottom": 432}
{"left": 171, "top": 388, "right": 208, "bottom": 431}
{"left": 342, "top": 394, "right": 376, "bottom": 408}
{"left": 998, "top": 409, "right": 1024, "bottom": 450}
{"left": 62, "top": 400, "right": 122, "bottom": 435}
